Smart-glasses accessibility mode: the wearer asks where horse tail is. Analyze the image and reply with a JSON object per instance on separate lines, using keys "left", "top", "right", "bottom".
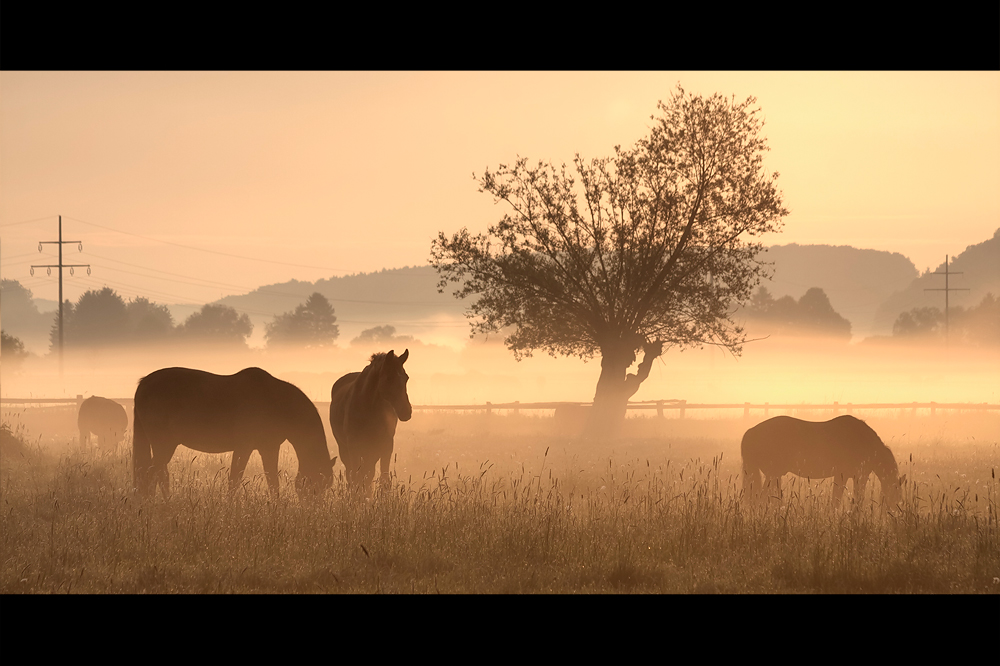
{"left": 132, "top": 403, "right": 153, "bottom": 495}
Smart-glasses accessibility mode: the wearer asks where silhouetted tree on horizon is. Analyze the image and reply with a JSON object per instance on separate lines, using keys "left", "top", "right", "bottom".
{"left": 350, "top": 324, "right": 415, "bottom": 347}
{"left": 178, "top": 303, "right": 253, "bottom": 347}
{"left": 264, "top": 292, "right": 339, "bottom": 349}
{"left": 49, "top": 287, "right": 128, "bottom": 350}
{"left": 1, "top": 330, "right": 29, "bottom": 370}
{"left": 432, "top": 86, "right": 787, "bottom": 434}
{"left": 745, "top": 286, "right": 851, "bottom": 339}
{"left": 891, "top": 292, "right": 999, "bottom": 345}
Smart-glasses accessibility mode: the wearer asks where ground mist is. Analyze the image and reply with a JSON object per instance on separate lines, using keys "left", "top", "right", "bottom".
{"left": 2, "top": 409, "right": 998, "bottom": 594}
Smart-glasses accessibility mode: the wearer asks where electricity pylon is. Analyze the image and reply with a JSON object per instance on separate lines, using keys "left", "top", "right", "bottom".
{"left": 31, "top": 215, "right": 91, "bottom": 378}
{"left": 924, "top": 254, "right": 969, "bottom": 344}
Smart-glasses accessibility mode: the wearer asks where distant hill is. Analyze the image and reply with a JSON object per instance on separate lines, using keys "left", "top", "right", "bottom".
{"left": 210, "top": 265, "right": 467, "bottom": 343}
{"left": 872, "top": 228, "right": 1000, "bottom": 334}
{"left": 755, "top": 244, "right": 918, "bottom": 339}
{"left": 8, "top": 237, "right": 990, "bottom": 350}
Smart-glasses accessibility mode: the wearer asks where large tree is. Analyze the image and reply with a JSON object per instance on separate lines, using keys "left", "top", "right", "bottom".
{"left": 264, "top": 292, "right": 339, "bottom": 348}
{"left": 178, "top": 304, "right": 253, "bottom": 347}
{"left": 50, "top": 287, "right": 129, "bottom": 349}
{"left": 431, "top": 87, "right": 787, "bottom": 433}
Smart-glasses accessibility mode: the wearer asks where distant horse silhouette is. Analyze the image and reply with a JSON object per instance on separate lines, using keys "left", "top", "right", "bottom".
{"left": 741, "top": 415, "right": 903, "bottom": 507}
{"left": 78, "top": 396, "right": 128, "bottom": 448}
{"left": 133, "top": 367, "right": 335, "bottom": 499}
{"left": 329, "top": 349, "right": 412, "bottom": 495}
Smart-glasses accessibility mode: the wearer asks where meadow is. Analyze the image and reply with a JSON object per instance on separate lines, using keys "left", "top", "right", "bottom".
{"left": 1, "top": 406, "right": 998, "bottom": 595}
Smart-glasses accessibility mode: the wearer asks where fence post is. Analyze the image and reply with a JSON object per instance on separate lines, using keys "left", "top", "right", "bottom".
{"left": 930, "top": 401, "right": 937, "bottom": 416}
{"left": 833, "top": 401, "right": 839, "bottom": 415}
{"left": 513, "top": 401, "right": 520, "bottom": 416}
{"left": 679, "top": 400, "right": 686, "bottom": 419}
{"left": 486, "top": 401, "right": 492, "bottom": 416}
{"left": 656, "top": 401, "right": 664, "bottom": 419}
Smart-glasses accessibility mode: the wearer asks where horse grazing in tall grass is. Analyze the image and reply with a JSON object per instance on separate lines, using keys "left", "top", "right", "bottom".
{"left": 741, "top": 415, "right": 904, "bottom": 507}
{"left": 329, "top": 349, "right": 411, "bottom": 496}
{"left": 133, "top": 367, "right": 335, "bottom": 499}
{"left": 78, "top": 396, "right": 128, "bottom": 448}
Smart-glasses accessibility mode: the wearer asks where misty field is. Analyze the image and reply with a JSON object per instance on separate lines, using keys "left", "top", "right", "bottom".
{"left": 1, "top": 406, "right": 998, "bottom": 594}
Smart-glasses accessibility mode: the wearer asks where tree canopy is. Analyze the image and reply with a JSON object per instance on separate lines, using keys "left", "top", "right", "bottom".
{"left": 431, "top": 86, "right": 787, "bottom": 431}
{"left": 264, "top": 292, "right": 339, "bottom": 348}
{"left": 177, "top": 304, "right": 253, "bottom": 347}
{"left": 745, "top": 286, "right": 852, "bottom": 339}
{"left": 350, "top": 324, "right": 415, "bottom": 347}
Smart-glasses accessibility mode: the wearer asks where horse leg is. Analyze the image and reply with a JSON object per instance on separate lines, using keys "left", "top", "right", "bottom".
{"left": 771, "top": 475, "right": 783, "bottom": 503}
{"left": 151, "top": 443, "right": 178, "bottom": 499}
{"left": 854, "top": 469, "right": 870, "bottom": 506}
{"left": 260, "top": 445, "right": 280, "bottom": 497}
{"left": 359, "top": 455, "right": 377, "bottom": 499}
{"left": 832, "top": 472, "right": 846, "bottom": 507}
{"left": 230, "top": 447, "right": 252, "bottom": 494}
{"left": 742, "top": 463, "right": 763, "bottom": 505}
{"left": 378, "top": 447, "right": 393, "bottom": 491}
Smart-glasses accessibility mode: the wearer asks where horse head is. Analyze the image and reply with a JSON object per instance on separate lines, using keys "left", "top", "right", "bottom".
{"left": 882, "top": 472, "right": 906, "bottom": 507}
{"left": 295, "top": 455, "right": 337, "bottom": 499}
{"left": 379, "top": 349, "right": 412, "bottom": 422}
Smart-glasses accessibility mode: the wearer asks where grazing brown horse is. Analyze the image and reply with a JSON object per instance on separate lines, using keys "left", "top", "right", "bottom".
{"left": 741, "top": 415, "right": 904, "bottom": 507}
{"left": 78, "top": 396, "right": 128, "bottom": 448}
{"left": 133, "top": 367, "right": 335, "bottom": 499}
{"left": 329, "top": 349, "right": 412, "bottom": 496}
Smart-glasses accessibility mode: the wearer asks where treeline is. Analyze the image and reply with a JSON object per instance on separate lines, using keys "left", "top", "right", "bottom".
{"left": 888, "top": 293, "right": 998, "bottom": 346}
{"left": 743, "top": 287, "right": 852, "bottom": 339}
{"left": 0, "top": 283, "right": 420, "bottom": 358}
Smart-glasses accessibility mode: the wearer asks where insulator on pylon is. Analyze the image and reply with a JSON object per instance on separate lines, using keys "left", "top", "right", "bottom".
{"left": 30, "top": 267, "right": 35, "bottom": 276}
{"left": 46, "top": 267, "right": 51, "bottom": 276}
{"left": 70, "top": 267, "right": 75, "bottom": 276}
{"left": 87, "top": 266, "right": 92, "bottom": 276}
{"left": 78, "top": 243, "right": 83, "bottom": 252}
{"left": 38, "top": 243, "right": 42, "bottom": 253}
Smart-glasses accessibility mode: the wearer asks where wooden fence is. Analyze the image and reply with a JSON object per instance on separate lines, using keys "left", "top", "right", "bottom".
{"left": 2, "top": 396, "right": 997, "bottom": 418}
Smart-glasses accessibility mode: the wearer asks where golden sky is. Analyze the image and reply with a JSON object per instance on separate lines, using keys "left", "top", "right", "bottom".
{"left": 2, "top": 71, "right": 998, "bottom": 308}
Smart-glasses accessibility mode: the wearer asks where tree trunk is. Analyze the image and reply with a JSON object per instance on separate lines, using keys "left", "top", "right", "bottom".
{"left": 588, "top": 340, "right": 663, "bottom": 437}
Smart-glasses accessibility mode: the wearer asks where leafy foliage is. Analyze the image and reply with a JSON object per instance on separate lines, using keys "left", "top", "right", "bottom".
{"left": 350, "top": 324, "right": 414, "bottom": 347}
{"left": 892, "top": 293, "right": 999, "bottom": 345}
{"left": 1, "top": 330, "right": 29, "bottom": 369}
{"left": 431, "top": 86, "right": 787, "bottom": 363}
{"left": 177, "top": 304, "right": 253, "bottom": 347}
{"left": 264, "top": 292, "right": 339, "bottom": 348}
{"left": 745, "top": 286, "right": 852, "bottom": 339}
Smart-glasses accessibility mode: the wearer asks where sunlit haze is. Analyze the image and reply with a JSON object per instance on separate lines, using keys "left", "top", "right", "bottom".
{"left": 2, "top": 71, "right": 998, "bottom": 404}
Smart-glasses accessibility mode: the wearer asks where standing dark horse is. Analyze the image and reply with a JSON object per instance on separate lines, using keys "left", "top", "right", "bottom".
{"left": 78, "top": 396, "right": 129, "bottom": 448}
{"left": 741, "top": 415, "right": 904, "bottom": 507}
{"left": 133, "top": 367, "right": 335, "bottom": 499}
{"left": 329, "top": 349, "right": 412, "bottom": 495}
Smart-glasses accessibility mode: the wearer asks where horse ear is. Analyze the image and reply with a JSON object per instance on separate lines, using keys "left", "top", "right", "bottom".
{"left": 399, "top": 349, "right": 409, "bottom": 364}
{"left": 387, "top": 349, "right": 396, "bottom": 359}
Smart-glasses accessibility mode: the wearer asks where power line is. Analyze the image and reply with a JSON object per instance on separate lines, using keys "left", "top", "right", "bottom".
{"left": 29, "top": 216, "right": 91, "bottom": 378}
{"left": 64, "top": 215, "right": 355, "bottom": 273}
{"left": 0, "top": 215, "right": 59, "bottom": 228}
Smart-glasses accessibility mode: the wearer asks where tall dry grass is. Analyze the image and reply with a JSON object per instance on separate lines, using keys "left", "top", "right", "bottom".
{"left": 1, "top": 410, "right": 998, "bottom": 594}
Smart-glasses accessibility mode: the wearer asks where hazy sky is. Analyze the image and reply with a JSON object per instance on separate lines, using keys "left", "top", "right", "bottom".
{"left": 2, "top": 71, "right": 998, "bottom": 310}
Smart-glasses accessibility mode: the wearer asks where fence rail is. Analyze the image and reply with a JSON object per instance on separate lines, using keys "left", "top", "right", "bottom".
{"left": 2, "top": 396, "right": 997, "bottom": 418}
